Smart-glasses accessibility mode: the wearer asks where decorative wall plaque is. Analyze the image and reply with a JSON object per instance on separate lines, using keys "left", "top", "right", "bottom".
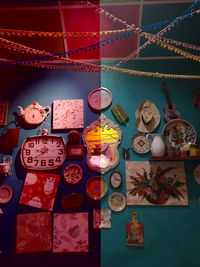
{"left": 82, "top": 114, "right": 122, "bottom": 174}
{"left": 53, "top": 99, "right": 84, "bottom": 130}
{"left": 126, "top": 211, "right": 144, "bottom": 247}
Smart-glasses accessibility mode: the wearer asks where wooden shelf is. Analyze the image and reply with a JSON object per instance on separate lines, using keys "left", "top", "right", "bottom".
{"left": 150, "top": 156, "right": 200, "bottom": 161}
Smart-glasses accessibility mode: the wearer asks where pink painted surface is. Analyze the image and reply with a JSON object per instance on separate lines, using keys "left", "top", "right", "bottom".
{"left": 20, "top": 171, "right": 60, "bottom": 211}
{"left": 53, "top": 100, "right": 84, "bottom": 129}
{"left": 16, "top": 212, "right": 52, "bottom": 253}
{"left": 53, "top": 212, "right": 89, "bottom": 253}
{"left": 62, "top": 2, "right": 100, "bottom": 60}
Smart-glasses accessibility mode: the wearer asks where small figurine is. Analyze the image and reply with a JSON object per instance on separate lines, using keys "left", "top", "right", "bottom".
{"left": 126, "top": 211, "right": 144, "bottom": 247}
{"left": 122, "top": 148, "right": 130, "bottom": 160}
{"left": 0, "top": 155, "right": 12, "bottom": 176}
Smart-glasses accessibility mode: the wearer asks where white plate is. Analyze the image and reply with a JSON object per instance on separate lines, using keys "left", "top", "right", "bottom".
{"left": 108, "top": 192, "right": 126, "bottom": 212}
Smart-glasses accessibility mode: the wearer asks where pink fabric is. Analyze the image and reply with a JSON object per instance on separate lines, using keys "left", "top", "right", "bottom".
{"left": 16, "top": 212, "right": 52, "bottom": 253}
{"left": 20, "top": 171, "right": 60, "bottom": 211}
{"left": 53, "top": 212, "right": 89, "bottom": 253}
{"left": 93, "top": 209, "right": 111, "bottom": 229}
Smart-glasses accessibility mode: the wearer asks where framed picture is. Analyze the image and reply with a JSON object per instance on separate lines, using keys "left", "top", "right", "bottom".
{"left": 126, "top": 161, "right": 188, "bottom": 206}
{"left": 53, "top": 99, "right": 84, "bottom": 130}
{"left": 110, "top": 170, "right": 122, "bottom": 189}
{"left": 0, "top": 101, "right": 9, "bottom": 126}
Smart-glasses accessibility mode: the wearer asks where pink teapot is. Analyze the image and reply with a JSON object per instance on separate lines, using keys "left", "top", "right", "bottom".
{"left": 18, "top": 102, "right": 51, "bottom": 125}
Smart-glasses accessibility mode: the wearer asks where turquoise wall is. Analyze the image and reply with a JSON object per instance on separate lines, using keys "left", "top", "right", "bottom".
{"left": 101, "top": 59, "right": 200, "bottom": 267}
{"left": 1, "top": 59, "right": 200, "bottom": 267}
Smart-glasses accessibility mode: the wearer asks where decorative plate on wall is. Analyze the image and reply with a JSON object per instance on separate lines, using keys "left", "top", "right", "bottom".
{"left": 193, "top": 164, "right": 200, "bottom": 184}
{"left": 86, "top": 176, "right": 108, "bottom": 200}
{"left": 110, "top": 170, "right": 122, "bottom": 189}
{"left": 64, "top": 164, "right": 83, "bottom": 184}
{"left": 0, "top": 185, "right": 13, "bottom": 204}
{"left": 88, "top": 87, "right": 112, "bottom": 111}
{"left": 108, "top": 192, "right": 126, "bottom": 212}
{"left": 163, "top": 119, "right": 196, "bottom": 149}
{"left": 131, "top": 133, "right": 151, "bottom": 154}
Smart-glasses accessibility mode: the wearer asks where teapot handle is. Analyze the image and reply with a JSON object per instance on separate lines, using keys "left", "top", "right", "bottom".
{"left": 43, "top": 106, "right": 51, "bottom": 115}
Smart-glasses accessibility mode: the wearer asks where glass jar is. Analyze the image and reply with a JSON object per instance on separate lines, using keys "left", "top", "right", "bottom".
{"left": 190, "top": 144, "right": 199, "bottom": 156}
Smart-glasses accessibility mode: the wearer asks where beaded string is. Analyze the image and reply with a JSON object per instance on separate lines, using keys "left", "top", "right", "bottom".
{"left": 1, "top": 27, "right": 200, "bottom": 66}
{"left": 2, "top": 56, "right": 200, "bottom": 79}
{"left": 0, "top": 36, "right": 102, "bottom": 71}
{"left": 80, "top": 1, "right": 200, "bottom": 67}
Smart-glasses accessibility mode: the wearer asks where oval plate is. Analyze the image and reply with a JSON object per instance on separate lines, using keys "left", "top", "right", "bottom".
{"left": 0, "top": 185, "right": 13, "bottom": 204}
{"left": 86, "top": 176, "right": 108, "bottom": 200}
{"left": 163, "top": 119, "right": 196, "bottom": 150}
{"left": 88, "top": 87, "right": 112, "bottom": 111}
{"left": 131, "top": 133, "right": 151, "bottom": 154}
{"left": 108, "top": 192, "right": 126, "bottom": 212}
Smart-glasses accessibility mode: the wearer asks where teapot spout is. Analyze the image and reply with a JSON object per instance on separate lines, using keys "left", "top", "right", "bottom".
{"left": 18, "top": 106, "right": 24, "bottom": 116}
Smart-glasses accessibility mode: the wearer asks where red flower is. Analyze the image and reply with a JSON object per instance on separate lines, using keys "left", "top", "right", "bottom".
{"left": 156, "top": 176, "right": 167, "bottom": 184}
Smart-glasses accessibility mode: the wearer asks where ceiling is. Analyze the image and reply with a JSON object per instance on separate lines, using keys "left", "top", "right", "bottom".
{"left": 0, "top": 0, "right": 199, "bottom": 64}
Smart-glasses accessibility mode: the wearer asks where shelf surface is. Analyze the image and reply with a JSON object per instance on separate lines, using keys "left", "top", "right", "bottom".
{"left": 150, "top": 156, "right": 200, "bottom": 161}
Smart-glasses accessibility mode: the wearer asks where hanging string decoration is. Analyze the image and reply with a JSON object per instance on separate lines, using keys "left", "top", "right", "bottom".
{"left": 0, "top": 1, "right": 199, "bottom": 79}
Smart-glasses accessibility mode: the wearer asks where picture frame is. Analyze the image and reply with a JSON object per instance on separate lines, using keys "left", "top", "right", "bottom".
{"left": 110, "top": 170, "right": 122, "bottom": 189}
{"left": 126, "top": 161, "right": 188, "bottom": 206}
{"left": 0, "top": 101, "right": 9, "bottom": 126}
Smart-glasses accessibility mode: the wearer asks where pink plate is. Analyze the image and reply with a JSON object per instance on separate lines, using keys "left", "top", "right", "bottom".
{"left": 0, "top": 185, "right": 13, "bottom": 204}
{"left": 88, "top": 88, "right": 112, "bottom": 111}
{"left": 64, "top": 164, "right": 83, "bottom": 184}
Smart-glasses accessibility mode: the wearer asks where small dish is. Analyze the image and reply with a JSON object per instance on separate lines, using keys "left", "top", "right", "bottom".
{"left": 0, "top": 185, "right": 13, "bottom": 204}
{"left": 131, "top": 133, "right": 151, "bottom": 154}
{"left": 194, "top": 164, "right": 200, "bottom": 184}
{"left": 108, "top": 192, "right": 126, "bottom": 212}
{"left": 86, "top": 176, "right": 108, "bottom": 200}
{"left": 64, "top": 164, "right": 83, "bottom": 184}
{"left": 88, "top": 87, "right": 112, "bottom": 111}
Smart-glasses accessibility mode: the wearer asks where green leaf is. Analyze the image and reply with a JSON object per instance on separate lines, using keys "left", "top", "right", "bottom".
{"left": 174, "top": 181, "right": 185, "bottom": 187}
{"left": 143, "top": 169, "right": 149, "bottom": 182}
{"left": 158, "top": 166, "right": 176, "bottom": 177}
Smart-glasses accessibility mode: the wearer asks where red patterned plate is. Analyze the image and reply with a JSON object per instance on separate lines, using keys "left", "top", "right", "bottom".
{"left": 0, "top": 185, "right": 13, "bottom": 204}
{"left": 64, "top": 164, "right": 83, "bottom": 184}
{"left": 88, "top": 88, "right": 112, "bottom": 111}
{"left": 86, "top": 176, "right": 108, "bottom": 200}
{"left": 131, "top": 133, "right": 151, "bottom": 154}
